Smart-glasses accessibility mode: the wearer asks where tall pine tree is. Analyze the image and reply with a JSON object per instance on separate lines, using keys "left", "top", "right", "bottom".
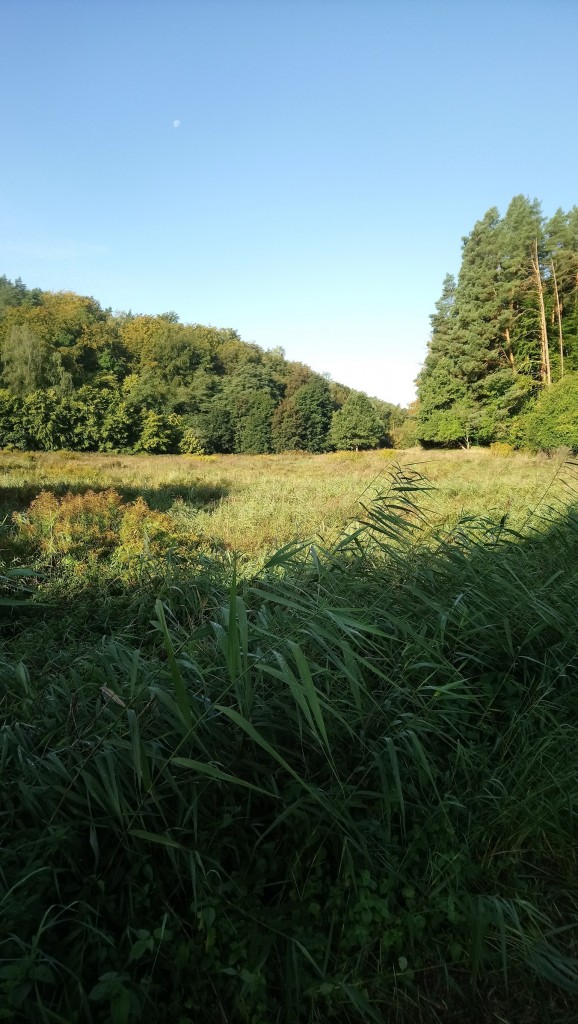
{"left": 417, "top": 199, "right": 562, "bottom": 446}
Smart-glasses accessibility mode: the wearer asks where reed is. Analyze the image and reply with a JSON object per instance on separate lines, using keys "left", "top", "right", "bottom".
{"left": 1, "top": 457, "right": 577, "bottom": 1022}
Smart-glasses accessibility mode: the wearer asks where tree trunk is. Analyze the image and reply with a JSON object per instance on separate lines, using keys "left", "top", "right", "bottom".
{"left": 531, "top": 239, "right": 551, "bottom": 385}
{"left": 550, "top": 259, "right": 564, "bottom": 379}
{"left": 504, "top": 325, "right": 515, "bottom": 368}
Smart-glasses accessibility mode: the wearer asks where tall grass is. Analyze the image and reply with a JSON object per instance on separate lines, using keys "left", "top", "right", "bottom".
{"left": 1, "top": 462, "right": 578, "bottom": 1022}
{"left": 0, "top": 446, "right": 568, "bottom": 562}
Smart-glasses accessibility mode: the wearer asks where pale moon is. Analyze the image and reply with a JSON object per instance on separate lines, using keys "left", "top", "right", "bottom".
{"left": 173, "top": 119, "right": 181, "bottom": 128}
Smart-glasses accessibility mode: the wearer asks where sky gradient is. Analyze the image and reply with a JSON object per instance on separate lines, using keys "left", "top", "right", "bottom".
{"left": 2, "top": 0, "right": 577, "bottom": 405}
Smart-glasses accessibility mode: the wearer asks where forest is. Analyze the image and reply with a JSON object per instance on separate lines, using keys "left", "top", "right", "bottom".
{"left": 417, "top": 195, "right": 578, "bottom": 451}
{"left": 2, "top": 195, "right": 577, "bottom": 462}
{"left": 0, "top": 275, "right": 404, "bottom": 455}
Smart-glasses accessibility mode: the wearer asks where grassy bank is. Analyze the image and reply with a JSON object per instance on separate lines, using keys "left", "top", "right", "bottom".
{"left": 1, "top": 458, "right": 578, "bottom": 1022}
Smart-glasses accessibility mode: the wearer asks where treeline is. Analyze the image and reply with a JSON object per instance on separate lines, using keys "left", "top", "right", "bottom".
{"left": 416, "top": 196, "right": 578, "bottom": 450}
{"left": 0, "top": 277, "right": 405, "bottom": 454}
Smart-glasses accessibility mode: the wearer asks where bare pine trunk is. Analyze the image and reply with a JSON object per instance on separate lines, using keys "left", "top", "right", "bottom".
{"left": 532, "top": 239, "right": 551, "bottom": 385}
{"left": 504, "top": 325, "right": 515, "bottom": 368}
{"left": 551, "top": 259, "right": 564, "bottom": 379}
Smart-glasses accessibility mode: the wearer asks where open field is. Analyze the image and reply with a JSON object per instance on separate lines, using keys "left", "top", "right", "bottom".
{"left": 2, "top": 449, "right": 578, "bottom": 1023}
{"left": 0, "top": 446, "right": 571, "bottom": 563}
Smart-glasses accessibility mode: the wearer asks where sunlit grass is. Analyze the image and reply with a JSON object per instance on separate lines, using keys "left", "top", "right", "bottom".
{"left": 0, "top": 446, "right": 565, "bottom": 560}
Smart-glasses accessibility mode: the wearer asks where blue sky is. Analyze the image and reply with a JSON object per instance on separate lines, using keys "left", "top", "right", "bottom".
{"left": 1, "top": 0, "right": 577, "bottom": 406}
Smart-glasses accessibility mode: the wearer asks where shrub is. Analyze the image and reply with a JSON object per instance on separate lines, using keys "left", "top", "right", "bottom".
{"left": 391, "top": 421, "right": 419, "bottom": 448}
{"left": 13, "top": 489, "right": 125, "bottom": 559}
{"left": 490, "top": 441, "right": 513, "bottom": 457}
{"left": 116, "top": 497, "right": 188, "bottom": 562}
{"left": 13, "top": 489, "right": 198, "bottom": 564}
{"left": 179, "top": 428, "right": 206, "bottom": 455}
{"left": 516, "top": 373, "right": 578, "bottom": 451}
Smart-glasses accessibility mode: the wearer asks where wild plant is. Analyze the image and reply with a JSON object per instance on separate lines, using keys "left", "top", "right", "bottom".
{"left": 1, "top": 463, "right": 577, "bottom": 1022}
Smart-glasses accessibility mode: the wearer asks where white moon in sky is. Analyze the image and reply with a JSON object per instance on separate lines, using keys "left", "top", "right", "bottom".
{"left": 173, "top": 119, "right": 181, "bottom": 128}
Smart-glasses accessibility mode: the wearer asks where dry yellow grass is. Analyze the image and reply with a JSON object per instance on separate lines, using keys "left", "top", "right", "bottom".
{"left": 0, "top": 446, "right": 570, "bottom": 563}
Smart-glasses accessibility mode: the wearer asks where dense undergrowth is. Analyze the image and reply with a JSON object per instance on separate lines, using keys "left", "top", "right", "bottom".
{"left": 2, "top": 464, "right": 578, "bottom": 1022}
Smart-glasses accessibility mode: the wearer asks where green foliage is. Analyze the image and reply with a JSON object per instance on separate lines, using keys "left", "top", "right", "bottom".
{"left": 234, "top": 392, "right": 275, "bottom": 453}
{"left": 272, "top": 376, "right": 333, "bottom": 453}
{"left": 2, "top": 464, "right": 578, "bottom": 1022}
{"left": 20, "top": 388, "right": 78, "bottom": 450}
{"left": 0, "top": 273, "right": 42, "bottom": 313}
{"left": 137, "top": 411, "right": 181, "bottom": 454}
{"left": 196, "top": 401, "right": 235, "bottom": 454}
{"left": 2, "top": 323, "right": 64, "bottom": 395}
{"left": 390, "top": 402, "right": 419, "bottom": 448}
{"left": 515, "top": 372, "right": 578, "bottom": 451}
{"left": 0, "top": 388, "right": 26, "bottom": 448}
{"left": 293, "top": 376, "right": 333, "bottom": 451}
{"left": 178, "top": 427, "right": 205, "bottom": 455}
{"left": 0, "top": 383, "right": 142, "bottom": 453}
{"left": 0, "top": 276, "right": 390, "bottom": 457}
{"left": 271, "top": 393, "right": 307, "bottom": 452}
{"left": 418, "top": 198, "right": 578, "bottom": 449}
{"left": 329, "top": 391, "right": 383, "bottom": 449}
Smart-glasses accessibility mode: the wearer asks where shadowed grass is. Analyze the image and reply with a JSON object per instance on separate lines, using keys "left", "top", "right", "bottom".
{"left": 1, "top": 462, "right": 578, "bottom": 1022}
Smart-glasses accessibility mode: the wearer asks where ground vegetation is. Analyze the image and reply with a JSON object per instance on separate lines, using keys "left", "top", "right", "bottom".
{"left": 1, "top": 451, "right": 577, "bottom": 1022}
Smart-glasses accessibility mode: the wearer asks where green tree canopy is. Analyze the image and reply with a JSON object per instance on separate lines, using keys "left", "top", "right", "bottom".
{"left": 0, "top": 275, "right": 395, "bottom": 455}
{"left": 418, "top": 196, "right": 578, "bottom": 449}
{"left": 514, "top": 372, "right": 578, "bottom": 451}
{"left": 271, "top": 376, "right": 333, "bottom": 453}
{"left": 329, "top": 392, "right": 383, "bottom": 450}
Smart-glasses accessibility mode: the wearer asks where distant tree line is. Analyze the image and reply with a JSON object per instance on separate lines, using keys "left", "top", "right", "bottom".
{"left": 416, "top": 196, "right": 578, "bottom": 450}
{"left": 0, "top": 277, "right": 406, "bottom": 454}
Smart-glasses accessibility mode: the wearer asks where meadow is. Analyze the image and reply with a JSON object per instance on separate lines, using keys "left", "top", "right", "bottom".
{"left": 1, "top": 447, "right": 578, "bottom": 1023}
{"left": 0, "top": 445, "right": 568, "bottom": 562}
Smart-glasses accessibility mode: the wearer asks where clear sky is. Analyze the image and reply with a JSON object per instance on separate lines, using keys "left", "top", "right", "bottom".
{"left": 1, "top": 0, "right": 577, "bottom": 406}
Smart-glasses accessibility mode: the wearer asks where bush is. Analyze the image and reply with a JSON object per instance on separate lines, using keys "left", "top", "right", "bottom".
{"left": 516, "top": 373, "right": 578, "bottom": 451}
{"left": 490, "top": 441, "right": 513, "bottom": 457}
{"left": 116, "top": 496, "right": 189, "bottom": 562}
{"left": 13, "top": 489, "right": 197, "bottom": 563}
{"left": 391, "top": 418, "right": 419, "bottom": 448}
{"left": 179, "top": 428, "right": 205, "bottom": 455}
{"left": 13, "top": 488, "right": 125, "bottom": 559}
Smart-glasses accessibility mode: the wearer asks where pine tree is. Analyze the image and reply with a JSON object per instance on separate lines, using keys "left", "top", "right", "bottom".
{"left": 498, "top": 195, "right": 546, "bottom": 374}
{"left": 416, "top": 248, "right": 494, "bottom": 447}
{"left": 453, "top": 207, "right": 504, "bottom": 382}
{"left": 416, "top": 272, "right": 467, "bottom": 435}
{"left": 545, "top": 207, "right": 578, "bottom": 376}
{"left": 417, "top": 202, "right": 549, "bottom": 446}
